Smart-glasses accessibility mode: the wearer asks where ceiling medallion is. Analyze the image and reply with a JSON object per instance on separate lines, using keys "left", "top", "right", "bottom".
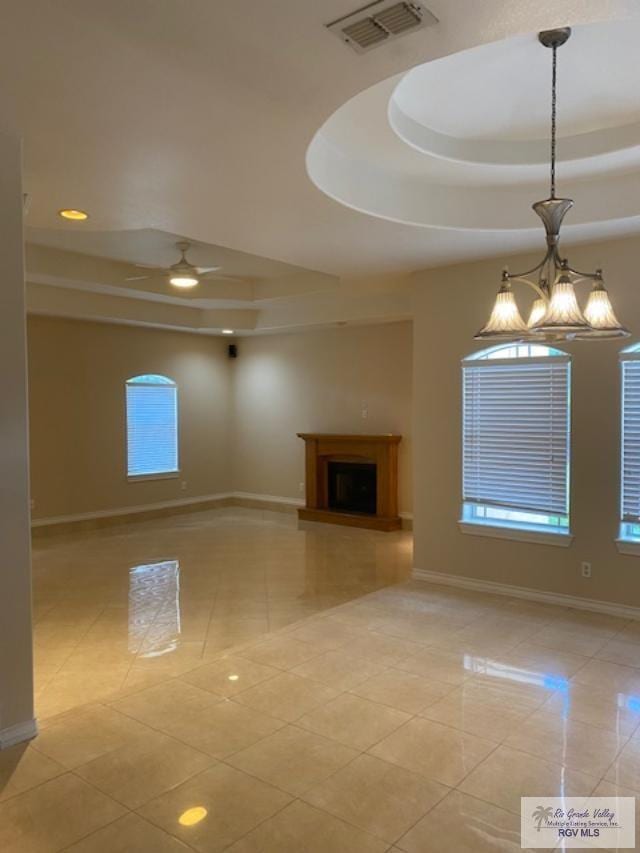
{"left": 476, "top": 27, "right": 629, "bottom": 342}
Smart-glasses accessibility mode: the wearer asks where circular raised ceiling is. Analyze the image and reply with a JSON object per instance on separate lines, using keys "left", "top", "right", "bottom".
{"left": 389, "top": 26, "right": 640, "bottom": 166}
{"left": 306, "top": 18, "right": 640, "bottom": 232}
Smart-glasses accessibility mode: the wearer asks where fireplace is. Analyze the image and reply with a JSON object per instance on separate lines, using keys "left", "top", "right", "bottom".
{"left": 297, "top": 433, "right": 401, "bottom": 531}
{"left": 328, "top": 461, "right": 376, "bottom": 515}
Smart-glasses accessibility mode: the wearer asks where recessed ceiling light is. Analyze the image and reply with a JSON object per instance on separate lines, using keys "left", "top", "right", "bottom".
{"left": 169, "top": 274, "right": 199, "bottom": 288}
{"left": 58, "top": 208, "right": 89, "bottom": 221}
{"left": 228, "top": 674, "right": 239, "bottom": 681}
{"left": 221, "top": 329, "right": 234, "bottom": 335}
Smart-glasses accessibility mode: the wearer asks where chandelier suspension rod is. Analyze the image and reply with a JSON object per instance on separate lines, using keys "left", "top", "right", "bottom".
{"left": 550, "top": 42, "right": 558, "bottom": 199}
{"left": 503, "top": 35, "right": 562, "bottom": 290}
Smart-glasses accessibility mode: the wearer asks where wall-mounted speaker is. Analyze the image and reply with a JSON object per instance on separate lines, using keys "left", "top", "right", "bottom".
{"left": 228, "top": 344, "right": 238, "bottom": 359}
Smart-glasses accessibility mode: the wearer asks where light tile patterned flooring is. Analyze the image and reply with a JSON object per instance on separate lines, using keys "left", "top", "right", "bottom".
{"left": 2, "top": 508, "right": 640, "bottom": 850}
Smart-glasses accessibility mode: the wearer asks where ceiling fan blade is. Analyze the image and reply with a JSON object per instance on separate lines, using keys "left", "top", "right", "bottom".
{"left": 125, "top": 275, "right": 152, "bottom": 282}
{"left": 194, "top": 265, "right": 221, "bottom": 275}
{"left": 201, "top": 271, "right": 249, "bottom": 282}
{"left": 133, "top": 262, "right": 164, "bottom": 270}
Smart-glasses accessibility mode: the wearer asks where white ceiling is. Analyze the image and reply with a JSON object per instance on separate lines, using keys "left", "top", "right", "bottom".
{"left": 2, "top": 1, "right": 639, "bottom": 334}
{"left": 308, "top": 16, "right": 640, "bottom": 235}
{"left": 26, "top": 228, "right": 327, "bottom": 280}
{"left": 3, "top": 1, "right": 638, "bottom": 274}
{"left": 24, "top": 231, "right": 354, "bottom": 335}
{"left": 395, "top": 24, "right": 640, "bottom": 142}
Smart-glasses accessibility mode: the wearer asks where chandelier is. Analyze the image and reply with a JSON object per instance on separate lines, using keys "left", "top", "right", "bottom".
{"left": 476, "top": 27, "right": 629, "bottom": 341}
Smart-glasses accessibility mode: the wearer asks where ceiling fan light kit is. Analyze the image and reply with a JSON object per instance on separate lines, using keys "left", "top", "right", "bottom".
{"left": 169, "top": 276, "right": 199, "bottom": 288}
{"left": 168, "top": 241, "right": 203, "bottom": 288}
{"left": 476, "top": 27, "right": 629, "bottom": 342}
{"left": 124, "top": 240, "right": 222, "bottom": 289}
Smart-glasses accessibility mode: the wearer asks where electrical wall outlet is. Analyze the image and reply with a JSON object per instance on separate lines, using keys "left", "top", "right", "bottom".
{"left": 30, "top": 498, "right": 35, "bottom": 510}
{"left": 180, "top": 481, "right": 188, "bottom": 491}
{"left": 299, "top": 482, "right": 305, "bottom": 493}
{"left": 581, "top": 561, "right": 592, "bottom": 578}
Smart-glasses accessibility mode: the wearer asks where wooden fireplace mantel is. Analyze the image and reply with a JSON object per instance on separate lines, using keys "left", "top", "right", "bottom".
{"left": 297, "top": 433, "right": 402, "bottom": 532}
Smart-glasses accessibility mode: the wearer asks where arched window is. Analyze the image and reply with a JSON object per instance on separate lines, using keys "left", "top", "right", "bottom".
{"left": 461, "top": 343, "right": 571, "bottom": 539}
{"left": 126, "top": 374, "right": 179, "bottom": 478}
{"left": 620, "top": 344, "right": 640, "bottom": 542}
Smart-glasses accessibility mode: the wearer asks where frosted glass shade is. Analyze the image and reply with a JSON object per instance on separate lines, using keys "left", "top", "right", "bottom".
{"left": 583, "top": 281, "right": 628, "bottom": 335}
{"left": 531, "top": 274, "right": 590, "bottom": 334}
{"left": 527, "top": 297, "right": 547, "bottom": 329}
{"left": 475, "top": 283, "right": 527, "bottom": 339}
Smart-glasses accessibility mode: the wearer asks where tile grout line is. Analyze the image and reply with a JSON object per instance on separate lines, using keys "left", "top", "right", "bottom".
{"left": 25, "top": 554, "right": 640, "bottom": 850}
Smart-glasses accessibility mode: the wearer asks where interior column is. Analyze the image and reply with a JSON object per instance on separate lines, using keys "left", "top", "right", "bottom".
{"left": 0, "top": 125, "right": 36, "bottom": 748}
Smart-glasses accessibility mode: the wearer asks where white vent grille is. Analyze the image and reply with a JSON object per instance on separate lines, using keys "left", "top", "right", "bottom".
{"left": 327, "top": 1, "right": 437, "bottom": 53}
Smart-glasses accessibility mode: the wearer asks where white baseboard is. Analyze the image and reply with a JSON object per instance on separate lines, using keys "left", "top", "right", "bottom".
{"left": 0, "top": 718, "right": 38, "bottom": 749}
{"left": 231, "top": 491, "right": 304, "bottom": 507}
{"left": 232, "top": 493, "right": 413, "bottom": 524}
{"left": 32, "top": 490, "right": 413, "bottom": 530}
{"left": 412, "top": 568, "right": 640, "bottom": 621}
{"left": 231, "top": 493, "right": 413, "bottom": 516}
{"left": 31, "top": 492, "right": 234, "bottom": 528}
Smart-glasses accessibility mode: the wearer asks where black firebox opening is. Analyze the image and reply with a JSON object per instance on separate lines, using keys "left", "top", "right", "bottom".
{"left": 328, "top": 461, "right": 377, "bottom": 515}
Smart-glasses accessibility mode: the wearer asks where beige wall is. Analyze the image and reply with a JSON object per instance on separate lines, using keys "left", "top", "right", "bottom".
{"left": 231, "top": 322, "right": 413, "bottom": 514}
{"left": 28, "top": 316, "right": 232, "bottom": 519}
{"left": 0, "top": 128, "right": 34, "bottom": 741}
{"left": 27, "top": 317, "right": 412, "bottom": 520}
{"left": 413, "top": 234, "right": 640, "bottom": 608}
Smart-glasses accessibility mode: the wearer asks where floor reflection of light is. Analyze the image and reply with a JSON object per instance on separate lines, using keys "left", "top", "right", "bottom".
{"left": 463, "top": 654, "right": 571, "bottom": 694}
{"left": 129, "top": 560, "right": 181, "bottom": 657}
{"left": 179, "top": 806, "right": 208, "bottom": 827}
{"left": 619, "top": 694, "right": 640, "bottom": 713}
{"left": 464, "top": 654, "right": 572, "bottom": 805}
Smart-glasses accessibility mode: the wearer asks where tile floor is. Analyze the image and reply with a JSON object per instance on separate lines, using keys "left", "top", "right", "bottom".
{"left": 1, "top": 508, "right": 640, "bottom": 850}
{"left": 30, "top": 507, "right": 412, "bottom": 720}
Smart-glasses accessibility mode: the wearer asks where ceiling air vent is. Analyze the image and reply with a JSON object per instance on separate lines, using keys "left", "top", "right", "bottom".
{"left": 327, "top": 1, "right": 438, "bottom": 54}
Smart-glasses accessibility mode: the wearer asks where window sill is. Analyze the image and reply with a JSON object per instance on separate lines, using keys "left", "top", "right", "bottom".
{"left": 458, "top": 521, "right": 573, "bottom": 548}
{"left": 616, "top": 539, "right": 640, "bottom": 556}
{"left": 127, "top": 471, "right": 180, "bottom": 483}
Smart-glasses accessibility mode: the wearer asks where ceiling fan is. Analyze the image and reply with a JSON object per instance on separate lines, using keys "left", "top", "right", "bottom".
{"left": 125, "top": 240, "right": 234, "bottom": 289}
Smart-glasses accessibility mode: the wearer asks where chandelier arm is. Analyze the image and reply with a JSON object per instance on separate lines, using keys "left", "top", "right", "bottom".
{"left": 508, "top": 276, "right": 548, "bottom": 301}
{"left": 562, "top": 265, "right": 602, "bottom": 281}
{"left": 504, "top": 246, "right": 554, "bottom": 283}
{"left": 540, "top": 253, "right": 551, "bottom": 283}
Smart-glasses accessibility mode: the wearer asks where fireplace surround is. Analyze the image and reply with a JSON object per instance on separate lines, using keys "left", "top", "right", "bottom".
{"left": 297, "top": 433, "right": 402, "bottom": 531}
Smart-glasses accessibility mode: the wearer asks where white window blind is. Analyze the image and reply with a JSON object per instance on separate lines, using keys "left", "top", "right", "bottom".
{"left": 621, "top": 355, "right": 640, "bottom": 525}
{"left": 462, "top": 352, "right": 570, "bottom": 522}
{"left": 126, "top": 375, "right": 178, "bottom": 477}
